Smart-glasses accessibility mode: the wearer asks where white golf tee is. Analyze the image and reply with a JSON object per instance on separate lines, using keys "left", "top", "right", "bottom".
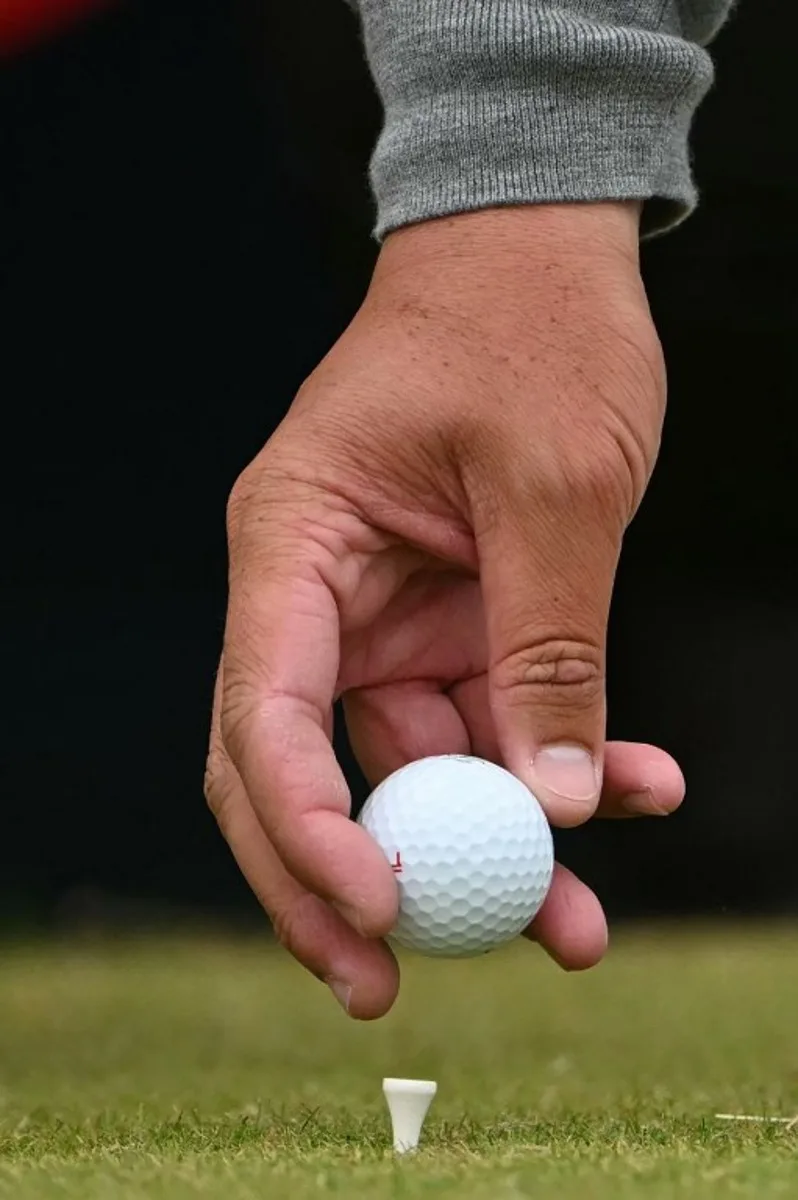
{"left": 382, "top": 1077, "right": 437, "bottom": 1153}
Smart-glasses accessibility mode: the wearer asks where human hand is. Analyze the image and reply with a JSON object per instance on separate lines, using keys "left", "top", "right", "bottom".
{"left": 205, "top": 203, "right": 685, "bottom": 1019}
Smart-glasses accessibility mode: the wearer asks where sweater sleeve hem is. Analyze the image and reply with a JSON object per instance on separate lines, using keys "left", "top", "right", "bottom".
{"left": 357, "top": 5, "right": 715, "bottom": 239}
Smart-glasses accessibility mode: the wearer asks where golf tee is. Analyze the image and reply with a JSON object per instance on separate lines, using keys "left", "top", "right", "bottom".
{"left": 382, "top": 1077, "right": 437, "bottom": 1153}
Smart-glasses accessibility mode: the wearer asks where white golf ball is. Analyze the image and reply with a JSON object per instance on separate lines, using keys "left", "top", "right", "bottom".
{"left": 357, "top": 755, "right": 554, "bottom": 957}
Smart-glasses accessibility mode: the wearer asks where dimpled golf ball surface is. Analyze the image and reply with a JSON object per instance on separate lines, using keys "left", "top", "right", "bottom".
{"left": 357, "top": 755, "right": 554, "bottom": 957}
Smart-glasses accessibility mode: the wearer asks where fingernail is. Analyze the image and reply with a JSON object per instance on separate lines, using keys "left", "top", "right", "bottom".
{"left": 326, "top": 978, "right": 352, "bottom": 1014}
{"left": 623, "top": 788, "right": 666, "bottom": 816}
{"left": 533, "top": 744, "right": 598, "bottom": 803}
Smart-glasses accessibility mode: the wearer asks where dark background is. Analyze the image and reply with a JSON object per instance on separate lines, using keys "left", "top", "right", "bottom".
{"left": 1, "top": 0, "right": 795, "bottom": 931}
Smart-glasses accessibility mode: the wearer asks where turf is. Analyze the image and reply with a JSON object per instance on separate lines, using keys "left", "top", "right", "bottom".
{"left": 1, "top": 927, "right": 798, "bottom": 1197}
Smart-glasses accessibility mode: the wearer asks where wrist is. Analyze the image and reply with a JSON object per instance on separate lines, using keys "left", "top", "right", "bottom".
{"left": 368, "top": 203, "right": 649, "bottom": 344}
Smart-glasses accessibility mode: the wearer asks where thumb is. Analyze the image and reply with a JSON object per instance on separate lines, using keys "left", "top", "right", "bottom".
{"left": 474, "top": 448, "right": 626, "bottom": 828}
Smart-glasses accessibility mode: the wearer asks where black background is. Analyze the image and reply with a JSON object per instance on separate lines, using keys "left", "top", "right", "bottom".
{"left": 1, "top": 0, "right": 795, "bottom": 930}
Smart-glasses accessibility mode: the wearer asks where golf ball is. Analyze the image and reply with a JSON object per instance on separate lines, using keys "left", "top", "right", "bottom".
{"left": 357, "top": 755, "right": 554, "bottom": 957}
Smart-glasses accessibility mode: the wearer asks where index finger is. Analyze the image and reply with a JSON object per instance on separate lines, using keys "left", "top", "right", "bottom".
{"left": 222, "top": 509, "right": 398, "bottom": 938}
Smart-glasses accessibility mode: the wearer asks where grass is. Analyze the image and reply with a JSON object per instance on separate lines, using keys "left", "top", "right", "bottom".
{"left": 1, "top": 927, "right": 798, "bottom": 1196}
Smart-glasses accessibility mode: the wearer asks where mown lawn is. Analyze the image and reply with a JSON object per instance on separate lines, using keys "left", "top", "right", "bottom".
{"left": 1, "top": 926, "right": 798, "bottom": 1197}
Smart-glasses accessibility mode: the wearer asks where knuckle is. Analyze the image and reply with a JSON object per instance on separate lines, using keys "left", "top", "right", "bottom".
{"left": 558, "top": 437, "right": 641, "bottom": 530}
{"left": 589, "top": 340, "right": 667, "bottom": 515}
{"left": 226, "top": 467, "right": 260, "bottom": 544}
{"left": 218, "top": 677, "right": 254, "bottom": 770}
{"left": 225, "top": 455, "right": 290, "bottom": 549}
{"left": 270, "top": 900, "right": 300, "bottom": 953}
{"left": 493, "top": 638, "right": 604, "bottom": 712}
{"left": 612, "top": 318, "right": 667, "bottom": 413}
{"left": 269, "top": 892, "right": 321, "bottom": 966}
{"left": 204, "top": 692, "right": 248, "bottom": 831}
{"left": 475, "top": 425, "right": 643, "bottom": 541}
{"left": 203, "top": 753, "right": 234, "bottom": 829}
{"left": 593, "top": 416, "right": 656, "bottom": 522}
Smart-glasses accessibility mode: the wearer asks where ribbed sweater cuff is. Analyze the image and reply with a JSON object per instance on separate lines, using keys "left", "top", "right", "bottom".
{"left": 355, "top": 1, "right": 715, "bottom": 238}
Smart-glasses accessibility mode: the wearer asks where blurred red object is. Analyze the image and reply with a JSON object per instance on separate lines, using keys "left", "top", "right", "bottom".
{"left": 0, "top": 0, "right": 115, "bottom": 56}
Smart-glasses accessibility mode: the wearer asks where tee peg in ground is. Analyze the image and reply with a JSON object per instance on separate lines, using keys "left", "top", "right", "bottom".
{"left": 382, "top": 1077, "right": 437, "bottom": 1153}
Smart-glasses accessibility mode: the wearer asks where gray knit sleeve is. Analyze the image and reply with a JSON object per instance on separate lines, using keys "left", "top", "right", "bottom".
{"left": 349, "top": 1, "right": 733, "bottom": 238}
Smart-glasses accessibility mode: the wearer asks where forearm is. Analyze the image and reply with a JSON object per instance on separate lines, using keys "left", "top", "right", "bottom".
{"left": 349, "top": 1, "right": 734, "bottom": 238}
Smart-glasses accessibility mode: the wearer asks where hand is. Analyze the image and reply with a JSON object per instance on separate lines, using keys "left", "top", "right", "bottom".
{"left": 205, "top": 203, "right": 685, "bottom": 1019}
